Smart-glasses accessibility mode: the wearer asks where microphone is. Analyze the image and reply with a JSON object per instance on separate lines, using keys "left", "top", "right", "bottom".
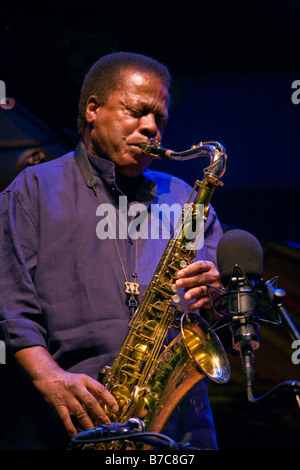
{"left": 217, "top": 229, "right": 263, "bottom": 289}
{"left": 71, "top": 417, "right": 145, "bottom": 443}
{"left": 216, "top": 229, "right": 300, "bottom": 406}
{"left": 217, "top": 229, "right": 264, "bottom": 392}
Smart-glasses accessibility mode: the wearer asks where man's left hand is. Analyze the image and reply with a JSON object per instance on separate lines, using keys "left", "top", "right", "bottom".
{"left": 175, "top": 260, "right": 220, "bottom": 311}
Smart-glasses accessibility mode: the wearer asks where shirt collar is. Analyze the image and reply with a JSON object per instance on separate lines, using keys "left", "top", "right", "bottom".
{"left": 75, "top": 141, "right": 157, "bottom": 204}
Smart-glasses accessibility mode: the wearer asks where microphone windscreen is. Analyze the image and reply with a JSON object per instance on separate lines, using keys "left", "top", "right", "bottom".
{"left": 217, "top": 229, "right": 263, "bottom": 287}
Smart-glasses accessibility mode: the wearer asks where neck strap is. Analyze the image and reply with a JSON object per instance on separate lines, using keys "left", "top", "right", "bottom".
{"left": 74, "top": 140, "right": 96, "bottom": 188}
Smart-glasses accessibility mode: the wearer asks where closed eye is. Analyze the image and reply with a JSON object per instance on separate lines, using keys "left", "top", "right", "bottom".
{"left": 127, "top": 107, "right": 143, "bottom": 117}
{"left": 125, "top": 105, "right": 168, "bottom": 131}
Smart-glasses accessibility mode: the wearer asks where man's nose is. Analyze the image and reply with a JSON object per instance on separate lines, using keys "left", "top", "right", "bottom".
{"left": 139, "top": 113, "right": 159, "bottom": 138}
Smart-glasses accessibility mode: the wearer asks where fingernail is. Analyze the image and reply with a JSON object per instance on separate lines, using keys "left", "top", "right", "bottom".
{"left": 184, "top": 292, "right": 191, "bottom": 301}
{"left": 112, "top": 403, "right": 119, "bottom": 412}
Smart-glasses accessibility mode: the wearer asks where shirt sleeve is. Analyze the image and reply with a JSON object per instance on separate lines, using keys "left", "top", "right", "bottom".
{"left": 0, "top": 178, "right": 48, "bottom": 357}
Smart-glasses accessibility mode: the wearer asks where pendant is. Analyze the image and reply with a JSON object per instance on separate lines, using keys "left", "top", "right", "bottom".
{"left": 125, "top": 282, "right": 140, "bottom": 317}
{"left": 125, "top": 282, "right": 140, "bottom": 295}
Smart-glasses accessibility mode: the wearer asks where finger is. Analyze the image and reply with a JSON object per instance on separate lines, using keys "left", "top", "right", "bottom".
{"left": 177, "top": 260, "right": 211, "bottom": 279}
{"left": 187, "top": 297, "right": 210, "bottom": 311}
{"left": 186, "top": 290, "right": 211, "bottom": 311}
{"left": 176, "top": 273, "right": 206, "bottom": 289}
{"left": 87, "top": 381, "right": 119, "bottom": 413}
{"left": 56, "top": 404, "right": 79, "bottom": 437}
{"left": 77, "top": 390, "right": 112, "bottom": 426}
{"left": 184, "top": 285, "right": 211, "bottom": 312}
{"left": 184, "top": 285, "right": 207, "bottom": 302}
{"left": 70, "top": 400, "right": 96, "bottom": 431}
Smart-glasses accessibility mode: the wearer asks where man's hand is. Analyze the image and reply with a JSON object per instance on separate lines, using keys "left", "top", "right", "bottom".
{"left": 175, "top": 260, "right": 221, "bottom": 311}
{"left": 15, "top": 346, "right": 119, "bottom": 437}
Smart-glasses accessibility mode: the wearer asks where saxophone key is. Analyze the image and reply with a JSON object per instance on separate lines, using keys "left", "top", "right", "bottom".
{"left": 132, "top": 343, "right": 149, "bottom": 361}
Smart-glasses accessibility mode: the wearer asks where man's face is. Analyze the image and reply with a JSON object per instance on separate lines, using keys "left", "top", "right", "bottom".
{"left": 85, "top": 69, "right": 169, "bottom": 177}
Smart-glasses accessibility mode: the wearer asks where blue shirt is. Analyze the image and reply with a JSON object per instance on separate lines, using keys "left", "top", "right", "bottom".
{"left": 0, "top": 143, "right": 223, "bottom": 449}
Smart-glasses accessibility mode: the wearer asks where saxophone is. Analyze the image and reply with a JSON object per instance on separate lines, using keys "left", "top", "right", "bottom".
{"left": 78, "top": 139, "right": 230, "bottom": 449}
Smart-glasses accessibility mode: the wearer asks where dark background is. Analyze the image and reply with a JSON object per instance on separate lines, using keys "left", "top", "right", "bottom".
{"left": 1, "top": 0, "right": 300, "bottom": 245}
{"left": 0, "top": 0, "right": 299, "bottom": 451}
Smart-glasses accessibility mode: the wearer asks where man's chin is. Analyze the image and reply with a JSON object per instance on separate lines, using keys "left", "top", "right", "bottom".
{"left": 117, "top": 167, "right": 146, "bottom": 178}
{"left": 117, "top": 159, "right": 152, "bottom": 178}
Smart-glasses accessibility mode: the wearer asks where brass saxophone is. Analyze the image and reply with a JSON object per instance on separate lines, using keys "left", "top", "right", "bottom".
{"left": 80, "top": 139, "right": 230, "bottom": 449}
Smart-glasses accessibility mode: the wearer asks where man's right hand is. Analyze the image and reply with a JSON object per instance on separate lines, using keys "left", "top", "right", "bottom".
{"left": 15, "top": 346, "right": 119, "bottom": 437}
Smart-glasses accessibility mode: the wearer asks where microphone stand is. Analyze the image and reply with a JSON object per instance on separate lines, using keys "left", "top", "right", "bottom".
{"left": 246, "top": 279, "right": 300, "bottom": 407}
{"left": 264, "top": 279, "right": 300, "bottom": 342}
{"left": 206, "top": 273, "right": 300, "bottom": 408}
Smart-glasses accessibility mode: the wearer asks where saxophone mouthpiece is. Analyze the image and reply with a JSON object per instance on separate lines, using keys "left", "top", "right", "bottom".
{"left": 138, "top": 139, "right": 174, "bottom": 159}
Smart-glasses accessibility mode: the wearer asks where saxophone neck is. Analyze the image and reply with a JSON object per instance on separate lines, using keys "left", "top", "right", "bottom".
{"left": 138, "top": 139, "right": 227, "bottom": 180}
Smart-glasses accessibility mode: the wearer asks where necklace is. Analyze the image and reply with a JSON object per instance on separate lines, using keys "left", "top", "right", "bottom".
{"left": 74, "top": 142, "right": 140, "bottom": 316}
{"left": 93, "top": 182, "right": 140, "bottom": 316}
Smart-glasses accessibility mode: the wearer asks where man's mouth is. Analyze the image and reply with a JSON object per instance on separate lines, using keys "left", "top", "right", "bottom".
{"left": 126, "top": 142, "right": 151, "bottom": 158}
{"left": 127, "top": 142, "right": 148, "bottom": 150}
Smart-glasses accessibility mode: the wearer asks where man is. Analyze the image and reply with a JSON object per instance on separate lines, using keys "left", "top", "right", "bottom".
{"left": 0, "top": 52, "right": 223, "bottom": 449}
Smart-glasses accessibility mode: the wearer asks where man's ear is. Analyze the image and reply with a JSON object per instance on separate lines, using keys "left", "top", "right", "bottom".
{"left": 85, "top": 96, "right": 100, "bottom": 124}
